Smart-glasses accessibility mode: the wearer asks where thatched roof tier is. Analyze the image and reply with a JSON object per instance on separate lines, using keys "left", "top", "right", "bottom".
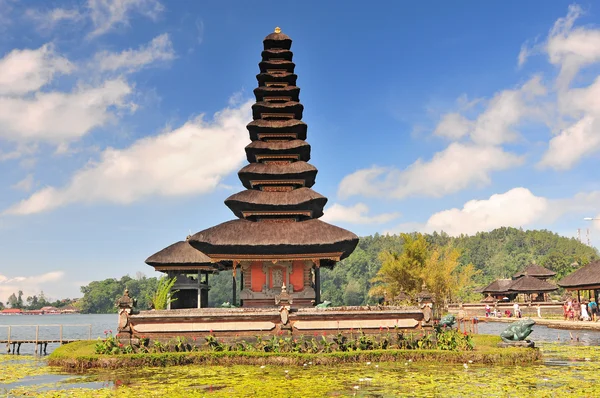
{"left": 261, "top": 49, "right": 293, "bottom": 61}
{"left": 247, "top": 119, "right": 307, "bottom": 141}
{"left": 559, "top": 260, "right": 600, "bottom": 289}
{"left": 507, "top": 275, "right": 558, "bottom": 293}
{"left": 189, "top": 219, "right": 358, "bottom": 260}
{"left": 253, "top": 86, "right": 300, "bottom": 102}
{"left": 259, "top": 60, "right": 295, "bottom": 74}
{"left": 252, "top": 101, "right": 303, "bottom": 120}
{"left": 245, "top": 139, "right": 310, "bottom": 163}
{"left": 238, "top": 161, "right": 317, "bottom": 189}
{"left": 145, "top": 241, "right": 220, "bottom": 272}
{"left": 481, "top": 279, "right": 513, "bottom": 294}
{"left": 263, "top": 31, "right": 292, "bottom": 50}
{"left": 256, "top": 72, "right": 297, "bottom": 87}
{"left": 513, "top": 264, "right": 556, "bottom": 279}
{"left": 225, "top": 187, "right": 327, "bottom": 219}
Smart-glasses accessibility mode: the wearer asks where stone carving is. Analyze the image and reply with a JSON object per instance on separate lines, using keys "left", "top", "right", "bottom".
{"left": 116, "top": 289, "right": 137, "bottom": 333}
{"left": 275, "top": 284, "right": 293, "bottom": 325}
{"left": 439, "top": 314, "right": 456, "bottom": 328}
{"left": 272, "top": 268, "right": 284, "bottom": 289}
{"left": 500, "top": 318, "right": 535, "bottom": 343}
{"left": 315, "top": 300, "right": 332, "bottom": 308}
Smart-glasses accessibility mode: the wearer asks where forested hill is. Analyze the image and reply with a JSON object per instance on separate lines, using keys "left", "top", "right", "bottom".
{"left": 320, "top": 227, "right": 598, "bottom": 306}
{"left": 51, "top": 227, "right": 597, "bottom": 313}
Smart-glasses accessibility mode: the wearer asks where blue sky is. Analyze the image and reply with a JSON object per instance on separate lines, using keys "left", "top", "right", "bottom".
{"left": 1, "top": 0, "right": 600, "bottom": 302}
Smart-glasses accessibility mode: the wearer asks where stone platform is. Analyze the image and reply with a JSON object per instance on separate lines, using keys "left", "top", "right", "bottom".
{"left": 118, "top": 306, "right": 429, "bottom": 341}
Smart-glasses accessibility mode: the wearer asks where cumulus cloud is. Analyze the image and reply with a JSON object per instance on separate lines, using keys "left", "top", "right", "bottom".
{"left": 321, "top": 203, "right": 400, "bottom": 224}
{"left": 4, "top": 100, "right": 252, "bottom": 215}
{"left": 0, "top": 44, "right": 74, "bottom": 95}
{"left": 536, "top": 6, "right": 600, "bottom": 169}
{"left": 0, "top": 78, "right": 134, "bottom": 144}
{"left": 94, "top": 33, "right": 175, "bottom": 73}
{"left": 88, "top": 0, "right": 164, "bottom": 38}
{"left": 433, "top": 76, "right": 546, "bottom": 146}
{"left": 338, "top": 143, "right": 523, "bottom": 200}
{"left": 386, "top": 187, "right": 600, "bottom": 237}
{"left": 0, "top": 271, "right": 64, "bottom": 304}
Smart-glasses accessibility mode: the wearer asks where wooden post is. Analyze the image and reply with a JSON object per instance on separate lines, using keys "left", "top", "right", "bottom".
{"left": 35, "top": 325, "right": 39, "bottom": 354}
{"left": 59, "top": 325, "right": 63, "bottom": 345}
{"left": 578, "top": 290, "right": 581, "bottom": 303}
{"left": 232, "top": 261, "right": 238, "bottom": 306}
{"left": 239, "top": 270, "right": 244, "bottom": 307}
{"left": 314, "top": 265, "right": 321, "bottom": 305}
{"left": 88, "top": 325, "right": 92, "bottom": 340}
{"left": 7, "top": 326, "right": 10, "bottom": 354}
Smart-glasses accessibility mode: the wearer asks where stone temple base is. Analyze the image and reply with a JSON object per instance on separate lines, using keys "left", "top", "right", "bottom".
{"left": 119, "top": 306, "right": 429, "bottom": 341}
{"left": 498, "top": 340, "right": 535, "bottom": 348}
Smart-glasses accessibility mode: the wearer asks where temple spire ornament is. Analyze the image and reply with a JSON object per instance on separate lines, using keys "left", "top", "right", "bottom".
{"left": 274, "top": 27, "right": 281, "bottom": 33}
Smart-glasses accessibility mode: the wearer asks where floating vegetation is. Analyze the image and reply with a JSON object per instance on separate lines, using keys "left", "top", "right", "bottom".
{"left": 3, "top": 341, "right": 599, "bottom": 397}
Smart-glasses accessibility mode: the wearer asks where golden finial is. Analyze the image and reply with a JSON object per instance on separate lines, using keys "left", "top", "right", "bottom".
{"left": 274, "top": 27, "right": 281, "bottom": 34}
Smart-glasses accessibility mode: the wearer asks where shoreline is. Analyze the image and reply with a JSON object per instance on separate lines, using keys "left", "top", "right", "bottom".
{"left": 478, "top": 316, "right": 600, "bottom": 331}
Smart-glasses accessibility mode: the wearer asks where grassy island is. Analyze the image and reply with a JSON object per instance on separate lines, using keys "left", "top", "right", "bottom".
{"left": 48, "top": 333, "right": 540, "bottom": 371}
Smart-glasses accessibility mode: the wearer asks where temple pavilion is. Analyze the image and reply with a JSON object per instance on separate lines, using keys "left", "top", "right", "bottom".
{"left": 146, "top": 28, "right": 358, "bottom": 308}
{"left": 481, "top": 263, "right": 557, "bottom": 302}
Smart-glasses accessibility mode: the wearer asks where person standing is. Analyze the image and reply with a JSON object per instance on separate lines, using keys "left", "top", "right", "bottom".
{"left": 485, "top": 304, "right": 491, "bottom": 318}
{"left": 588, "top": 298, "right": 597, "bottom": 322}
{"left": 513, "top": 302, "right": 521, "bottom": 318}
{"left": 581, "top": 301, "right": 590, "bottom": 321}
{"left": 536, "top": 304, "right": 542, "bottom": 318}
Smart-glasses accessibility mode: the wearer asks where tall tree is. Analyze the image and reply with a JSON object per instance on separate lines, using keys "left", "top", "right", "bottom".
{"left": 369, "top": 233, "right": 428, "bottom": 300}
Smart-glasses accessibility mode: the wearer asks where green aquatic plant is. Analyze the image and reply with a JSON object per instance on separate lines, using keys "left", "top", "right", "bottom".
{"left": 151, "top": 276, "right": 178, "bottom": 310}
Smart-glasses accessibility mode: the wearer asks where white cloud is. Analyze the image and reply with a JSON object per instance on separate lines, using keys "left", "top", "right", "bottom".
{"left": 321, "top": 203, "right": 400, "bottom": 224}
{"left": 546, "top": 4, "right": 600, "bottom": 90}
{"left": 386, "top": 187, "right": 600, "bottom": 237}
{"left": 88, "top": 0, "right": 164, "bottom": 38}
{"left": 94, "top": 33, "right": 175, "bottom": 73}
{"left": 433, "top": 113, "right": 472, "bottom": 140}
{"left": 421, "top": 188, "right": 550, "bottom": 236}
{"left": 11, "top": 174, "right": 34, "bottom": 192}
{"left": 25, "top": 7, "right": 83, "bottom": 31}
{"left": 338, "top": 143, "right": 523, "bottom": 200}
{"left": 0, "top": 44, "right": 74, "bottom": 95}
{"left": 537, "top": 5, "right": 600, "bottom": 170}
{"left": 433, "top": 76, "right": 546, "bottom": 146}
{"left": 538, "top": 115, "right": 600, "bottom": 170}
{"left": 0, "top": 271, "right": 64, "bottom": 304}
{"left": 4, "top": 100, "right": 252, "bottom": 215}
{"left": 0, "top": 78, "right": 134, "bottom": 144}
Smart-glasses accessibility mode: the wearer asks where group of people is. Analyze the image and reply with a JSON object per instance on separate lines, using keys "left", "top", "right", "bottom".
{"left": 484, "top": 303, "right": 524, "bottom": 318}
{"left": 563, "top": 298, "right": 598, "bottom": 322}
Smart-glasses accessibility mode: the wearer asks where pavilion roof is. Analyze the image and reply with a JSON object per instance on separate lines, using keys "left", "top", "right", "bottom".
{"left": 145, "top": 240, "right": 219, "bottom": 272}
{"left": 481, "top": 279, "right": 513, "bottom": 294}
{"left": 189, "top": 218, "right": 358, "bottom": 260}
{"left": 558, "top": 260, "right": 600, "bottom": 289}
{"left": 513, "top": 264, "right": 556, "bottom": 279}
{"left": 507, "top": 275, "right": 558, "bottom": 293}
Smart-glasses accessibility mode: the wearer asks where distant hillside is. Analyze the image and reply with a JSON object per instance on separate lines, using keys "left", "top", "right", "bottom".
{"left": 320, "top": 227, "right": 598, "bottom": 306}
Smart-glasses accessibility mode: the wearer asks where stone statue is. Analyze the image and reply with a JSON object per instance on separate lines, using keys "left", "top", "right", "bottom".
{"left": 116, "top": 289, "right": 137, "bottom": 334}
{"left": 500, "top": 318, "right": 535, "bottom": 343}
{"left": 439, "top": 314, "right": 456, "bottom": 328}
{"left": 315, "top": 300, "right": 332, "bottom": 308}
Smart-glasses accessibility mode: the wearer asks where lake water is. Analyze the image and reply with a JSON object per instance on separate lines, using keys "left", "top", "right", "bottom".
{"left": 0, "top": 313, "right": 116, "bottom": 355}
{"left": 1, "top": 315, "right": 600, "bottom": 396}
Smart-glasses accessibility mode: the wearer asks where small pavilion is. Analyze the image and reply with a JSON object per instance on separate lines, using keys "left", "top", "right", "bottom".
{"left": 145, "top": 239, "right": 221, "bottom": 309}
{"left": 481, "top": 263, "right": 558, "bottom": 302}
{"left": 558, "top": 260, "right": 600, "bottom": 303}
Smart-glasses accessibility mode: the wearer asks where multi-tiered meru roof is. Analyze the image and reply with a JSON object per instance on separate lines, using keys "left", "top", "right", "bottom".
{"left": 189, "top": 28, "right": 358, "bottom": 266}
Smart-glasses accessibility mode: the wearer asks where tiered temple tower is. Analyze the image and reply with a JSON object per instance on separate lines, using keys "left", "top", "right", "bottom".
{"left": 188, "top": 28, "right": 358, "bottom": 307}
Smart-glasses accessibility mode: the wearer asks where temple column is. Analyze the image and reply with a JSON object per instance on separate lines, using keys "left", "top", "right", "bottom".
{"left": 314, "top": 260, "right": 321, "bottom": 305}
{"left": 197, "top": 271, "right": 202, "bottom": 309}
{"left": 232, "top": 261, "right": 239, "bottom": 306}
{"left": 240, "top": 269, "right": 244, "bottom": 307}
